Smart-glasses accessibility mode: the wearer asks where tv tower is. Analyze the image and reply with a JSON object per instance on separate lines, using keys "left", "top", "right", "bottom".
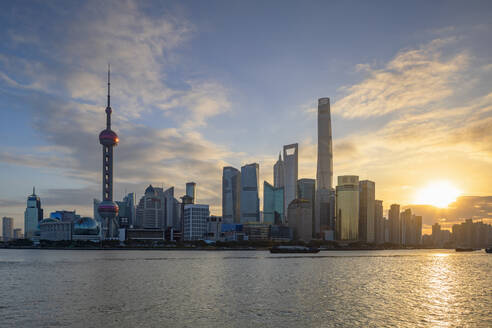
{"left": 97, "top": 66, "right": 119, "bottom": 239}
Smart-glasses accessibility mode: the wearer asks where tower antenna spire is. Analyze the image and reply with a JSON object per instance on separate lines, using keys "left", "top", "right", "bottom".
{"left": 107, "top": 63, "right": 111, "bottom": 108}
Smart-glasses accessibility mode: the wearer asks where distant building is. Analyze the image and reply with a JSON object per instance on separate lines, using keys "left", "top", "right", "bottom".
{"left": 400, "top": 208, "right": 412, "bottom": 245}
{"left": 240, "top": 163, "right": 260, "bottom": 223}
{"left": 273, "top": 153, "right": 284, "bottom": 188}
{"left": 220, "top": 223, "right": 245, "bottom": 241}
{"left": 242, "top": 223, "right": 270, "bottom": 241}
{"left": 186, "top": 182, "right": 196, "bottom": 203}
{"left": 336, "top": 176, "right": 359, "bottom": 241}
{"left": 388, "top": 204, "right": 400, "bottom": 244}
{"left": 135, "top": 185, "right": 179, "bottom": 230}
{"left": 206, "top": 215, "right": 222, "bottom": 241}
{"left": 287, "top": 199, "right": 313, "bottom": 242}
{"left": 39, "top": 218, "right": 72, "bottom": 241}
{"left": 222, "top": 166, "right": 241, "bottom": 223}
{"left": 297, "top": 178, "right": 315, "bottom": 237}
{"left": 431, "top": 223, "right": 451, "bottom": 248}
{"left": 263, "top": 181, "right": 284, "bottom": 225}
{"left": 315, "top": 97, "right": 334, "bottom": 237}
{"left": 24, "top": 187, "right": 43, "bottom": 239}
{"left": 13, "top": 228, "right": 23, "bottom": 239}
{"left": 374, "top": 200, "right": 384, "bottom": 244}
{"left": 270, "top": 225, "right": 293, "bottom": 242}
{"left": 283, "top": 144, "right": 298, "bottom": 222}
{"left": 116, "top": 193, "right": 136, "bottom": 228}
{"left": 359, "top": 180, "right": 375, "bottom": 243}
{"left": 452, "top": 219, "right": 492, "bottom": 248}
{"left": 2, "top": 217, "right": 14, "bottom": 241}
{"left": 50, "top": 210, "right": 80, "bottom": 222}
{"left": 183, "top": 204, "right": 209, "bottom": 241}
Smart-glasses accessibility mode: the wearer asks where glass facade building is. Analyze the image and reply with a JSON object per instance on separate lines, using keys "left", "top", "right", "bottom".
{"left": 297, "top": 178, "right": 315, "bottom": 237}
{"left": 263, "top": 181, "right": 284, "bottom": 225}
{"left": 240, "top": 163, "right": 260, "bottom": 223}
{"left": 283, "top": 144, "right": 298, "bottom": 223}
{"left": 24, "top": 187, "right": 43, "bottom": 239}
{"left": 359, "top": 180, "right": 375, "bottom": 243}
{"left": 336, "top": 175, "right": 359, "bottom": 241}
{"left": 222, "top": 167, "right": 241, "bottom": 223}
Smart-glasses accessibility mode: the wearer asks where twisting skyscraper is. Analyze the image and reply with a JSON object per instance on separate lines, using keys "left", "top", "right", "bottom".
{"left": 315, "top": 97, "right": 335, "bottom": 239}
{"left": 97, "top": 67, "right": 119, "bottom": 239}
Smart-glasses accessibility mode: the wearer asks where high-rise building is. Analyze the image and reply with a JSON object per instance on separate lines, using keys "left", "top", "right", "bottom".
{"left": 273, "top": 153, "right": 284, "bottom": 188}
{"left": 283, "top": 143, "right": 298, "bottom": 222}
{"left": 359, "top": 180, "right": 375, "bottom": 243}
{"left": 222, "top": 167, "right": 241, "bottom": 223}
{"left": 297, "top": 178, "right": 316, "bottom": 237}
{"left": 400, "top": 208, "right": 412, "bottom": 245}
{"left": 263, "top": 181, "right": 284, "bottom": 225}
{"left": 186, "top": 182, "right": 196, "bottom": 203}
{"left": 414, "top": 215, "right": 422, "bottom": 245}
{"left": 287, "top": 199, "right": 313, "bottom": 242}
{"left": 97, "top": 67, "right": 119, "bottom": 239}
{"left": 116, "top": 192, "right": 136, "bottom": 228}
{"left": 315, "top": 97, "right": 334, "bottom": 237}
{"left": 374, "top": 200, "right": 384, "bottom": 244}
{"left": 240, "top": 163, "right": 260, "bottom": 223}
{"left": 24, "top": 187, "right": 43, "bottom": 239}
{"left": 336, "top": 175, "right": 359, "bottom": 241}
{"left": 2, "top": 217, "right": 14, "bottom": 241}
{"left": 183, "top": 204, "right": 209, "bottom": 241}
{"left": 135, "top": 185, "right": 168, "bottom": 229}
{"left": 388, "top": 204, "right": 400, "bottom": 244}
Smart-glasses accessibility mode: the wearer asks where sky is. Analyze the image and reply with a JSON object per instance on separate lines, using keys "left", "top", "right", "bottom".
{"left": 0, "top": 0, "right": 491, "bottom": 234}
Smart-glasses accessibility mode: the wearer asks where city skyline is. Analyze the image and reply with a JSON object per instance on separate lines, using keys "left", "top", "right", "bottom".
{"left": 1, "top": 1, "right": 491, "bottom": 235}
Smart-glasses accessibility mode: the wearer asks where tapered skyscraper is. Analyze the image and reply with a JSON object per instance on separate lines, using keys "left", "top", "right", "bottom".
{"left": 315, "top": 97, "right": 335, "bottom": 238}
{"left": 97, "top": 67, "right": 119, "bottom": 239}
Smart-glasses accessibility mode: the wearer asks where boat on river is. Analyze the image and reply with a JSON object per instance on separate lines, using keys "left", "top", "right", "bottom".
{"left": 270, "top": 246, "right": 320, "bottom": 254}
{"left": 485, "top": 248, "right": 492, "bottom": 254}
{"left": 455, "top": 247, "right": 475, "bottom": 252}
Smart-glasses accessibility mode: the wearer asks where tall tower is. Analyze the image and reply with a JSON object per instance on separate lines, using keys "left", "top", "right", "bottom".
{"left": 273, "top": 153, "right": 284, "bottom": 188}
{"left": 315, "top": 97, "right": 335, "bottom": 238}
{"left": 97, "top": 67, "right": 119, "bottom": 239}
{"left": 283, "top": 143, "right": 298, "bottom": 223}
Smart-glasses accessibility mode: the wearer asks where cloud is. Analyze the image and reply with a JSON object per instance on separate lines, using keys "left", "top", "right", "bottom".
{"left": 334, "top": 38, "right": 469, "bottom": 118}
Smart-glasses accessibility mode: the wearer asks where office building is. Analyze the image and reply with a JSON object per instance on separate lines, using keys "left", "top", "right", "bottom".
{"left": 388, "top": 204, "right": 400, "bottom": 244}
{"left": 2, "top": 217, "right": 14, "bottom": 241}
{"left": 13, "top": 228, "right": 23, "bottom": 239}
{"left": 222, "top": 167, "right": 241, "bottom": 223}
{"left": 315, "top": 97, "right": 334, "bottom": 237}
{"left": 287, "top": 199, "right": 313, "bottom": 242}
{"left": 136, "top": 185, "right": 165, "bottom": 229}
{"left": 50, "top": 210, "right": 80, "bottom": 222}
{"left": 336, "top": 175, "right": 359, "bottom": 241}
{"left": 116, "top": 193, "right": 136, "bottom": 228}
{"left": 240, "top": 163, "right": 260, "bottom": 223}
{"left": 97, "top": 68, "right": 120, "bottom": 239}
{"left": 263, "top": 181, "right": 284, "bottom": 225}
{"left": 205, "top": 215, "right": 222, "bottom": 241}
{"left": 183, "top": 204, "right": 209, "bottom": 241}
{"left": 400, "top": 208, "right": 412, "bottom": 245}
{"left": 186, "top": 182, "right": 197, "bottom": 203}
{"left": 374, "top": 200, "right": 384, "bottom": 244}
{"left": 297, "top": 178, "right": 316, "bottom": 237}
{"left": 452, "top": 219, "right": 492, "bottom": 248}
{"left": 242, "top": 223, "right": 270, "bottom": 241}
{"left": 359, "top": 180, "right": 375, "bottom": 243}
{"left": 273, "top": 153, "right": 284, "bottom": 188}
{"left": 283, "top": 143, "right": 298, "bottom": 221}
{"left": 24, "top": 187, "right": 43, "bottom": 239}
{"left": 39, "top": 218, "right": 72, "bottom": 241}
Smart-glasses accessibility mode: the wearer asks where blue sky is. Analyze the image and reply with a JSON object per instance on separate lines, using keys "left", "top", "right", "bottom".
{"left": 1, "top": 0, "right": 491, "bottom": 231}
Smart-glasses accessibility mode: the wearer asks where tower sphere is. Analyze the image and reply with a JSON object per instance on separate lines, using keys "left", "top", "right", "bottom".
{"left": 99, "top": 129, "right": 119, "bottom": 146}
{"left": 98, "top": 200, "right": 119, "bottom": 219}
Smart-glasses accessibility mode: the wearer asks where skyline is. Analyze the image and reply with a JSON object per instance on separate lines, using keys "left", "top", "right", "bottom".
{"left": 1, "top": 1, "right": 492, "bottom": 234}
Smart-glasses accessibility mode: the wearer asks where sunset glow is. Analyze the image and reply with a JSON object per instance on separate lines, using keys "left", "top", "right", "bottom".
{"left": 414, "top": 181, "right": 462, "bottom": 208}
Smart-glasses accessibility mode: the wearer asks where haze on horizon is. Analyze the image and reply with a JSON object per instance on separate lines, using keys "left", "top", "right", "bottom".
{"left": 0, "top": 0, "right": 491, "bottom": 234}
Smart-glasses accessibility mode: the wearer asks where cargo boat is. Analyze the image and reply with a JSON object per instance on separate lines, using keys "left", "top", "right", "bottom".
{"left": 486, "top": 248, "right": 492, "bottom": 254}
{"left": 270, "top": 246, "right": 320, "bottom": 254}
{"left": 455, "top": 248, "right": 475, "bottom": 252}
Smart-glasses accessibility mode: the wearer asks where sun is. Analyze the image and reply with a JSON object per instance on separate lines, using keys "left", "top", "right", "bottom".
{"left": 414, "top": 180, "right": 462, "bottom": 208}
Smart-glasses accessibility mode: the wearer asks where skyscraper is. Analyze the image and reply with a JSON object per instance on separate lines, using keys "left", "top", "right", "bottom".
{"left": 283, "top": 143, "right": 298, "bottom": 222}
{"left": 263, "top": 181, "right": 284, "bottom": 225}
{"left": 297, "top": 178, "right": 316, "bottom": 237}
{"left": 97, "top": 67, "right": 119, "bottom": 239}
{"left": 315, "top": 97, "right": 334, "bottom": 237}
{"left": 336, "top": 175, "right": 359, "bottom": 241}
{"left": 273, "top": 153, "right": 284, "bottom": 188}
{"left": 183, "top": 204, "right": 209, "bottom": 241}
{"left": 287, "top": 199, "right": 313, "bottom": 242}
{"left": 186, "top": 182, "right": 196, "bottom": 203}
{"left": 388, "top": 204, "right": 400, "bottom": 245}
{"left": 359, "top": 180, "right": 375, "bottom": 243}
{"left": 240, "top": 163, "right": 260, "bottom": 223}
{"left": 2, "top": 217, "right": 13, "bottom": 241}
{"left": 222, "top": 166, "right": 241, "bottom": 223}
{"left": 24, "top": 187, "right": 43, "bottom": 239}
{"left": 374, "top": 200, "right": 384, "bottom": 244}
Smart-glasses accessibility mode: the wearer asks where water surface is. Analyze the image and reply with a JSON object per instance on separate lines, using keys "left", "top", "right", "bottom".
{"left": 0, "top": 249, "right": 490, "bottom": 327}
